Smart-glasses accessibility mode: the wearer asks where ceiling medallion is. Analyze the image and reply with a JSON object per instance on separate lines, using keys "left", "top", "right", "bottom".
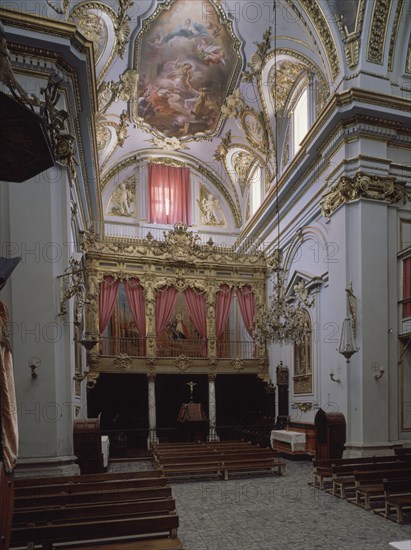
{"left": 132, "top": 0, "right": 241, "bottom": 140}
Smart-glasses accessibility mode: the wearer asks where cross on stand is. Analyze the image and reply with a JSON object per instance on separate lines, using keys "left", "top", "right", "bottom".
{"left": 186, "top": 381, "right": 197, "bottom": 402}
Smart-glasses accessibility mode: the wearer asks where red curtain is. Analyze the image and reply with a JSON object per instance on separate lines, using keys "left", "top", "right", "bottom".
{"left": 237, "top": 286, "right": 256, "bottom": 338}
{"left": 215, "top": 284, "right": 233, "bottom": 340}
{"left": 124, "top": 278, "right": 146, "bottom": 336}
{"left": 148, "top": 163, "right": 191, "bottom": 225}
{"left": 404, "top": 258, "right": 411, "bottom": 318}
{"left": 155, "top": 286, "right": 178, "bottom": 336}
{"left": 184, "top": 288, "right": 207, "bottom": 355}
{"left": 99, "top": 276, "right": 120, "bottom": 334}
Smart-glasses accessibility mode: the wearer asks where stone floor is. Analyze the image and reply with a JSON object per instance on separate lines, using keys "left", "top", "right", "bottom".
{"left": 109, "top": 459, "right": 411, "bottom": 550}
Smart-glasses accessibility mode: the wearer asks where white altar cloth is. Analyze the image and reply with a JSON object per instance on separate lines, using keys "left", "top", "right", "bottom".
{"left": 101, "top": 435, "right": 110, "bottom": 468}
{"left": 270, "top": 430, "right": 306, "bottom": 452}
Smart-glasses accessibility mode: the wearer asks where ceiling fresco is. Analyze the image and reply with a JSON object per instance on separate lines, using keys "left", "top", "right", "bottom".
{"left": 132, "top": 0, "right": 241, "bottom": 140}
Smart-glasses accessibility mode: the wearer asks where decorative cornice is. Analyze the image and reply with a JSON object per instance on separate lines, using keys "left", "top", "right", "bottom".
{"left": 321, "top": 172, "right": 408, "bottom": 217}
{"left": 149, "top": 157, "right": 186, "bottom": 168}
{"left": 367, "top": 0, "right": 392, "bottom": 64}
{"left": 292, "top": 0, "right": 340, "bottom": 80}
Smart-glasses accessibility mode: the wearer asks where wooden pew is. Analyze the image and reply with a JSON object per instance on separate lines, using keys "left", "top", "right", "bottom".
{"left": 14, "top": 469, "right": 163, "bottom": 488}
{"left": 13, "top": 497, "right": 176, "bottom": 527}
{"left": 10, "top": 513, "right": 179, "bottom": 549}
{"left": 394, "top": 447, "right": 411, "bottom": 456}
{"left": 155, "top": 450, "right": 276, "bottom": 465}
{"left": 383, "top": 479, "right": 411, "bottom": 524}
{"left": 14, "top": 485, "right": 173, "bottom": 509}
{"left": 14, "top": 476, "right": 168, "bottom": 498}
{"left": 354, "top": 470, "right": 411, "bottom": 510}
{"left": 63, "top": 540, "right": 184, "bottom": 550}
{"left": 312, "top": 455, "right": 404, "bottom": 489}
{"left": 160, "top": 456, "right": 286, "bottom": 479}
{"left": 331, "top": 462, "right": 411, "bottom": 498}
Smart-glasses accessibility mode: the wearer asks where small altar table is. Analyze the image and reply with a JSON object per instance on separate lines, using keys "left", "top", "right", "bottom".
{"left": 270, "top": 430, "right": 306, "bottom": 452}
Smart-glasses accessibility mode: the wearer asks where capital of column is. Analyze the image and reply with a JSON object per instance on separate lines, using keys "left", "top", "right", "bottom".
{"left": 147, "top": 372, "right": 157, "bottom": 381}
{"left": 208, "top": 373, "right": 216, "bottom": 382}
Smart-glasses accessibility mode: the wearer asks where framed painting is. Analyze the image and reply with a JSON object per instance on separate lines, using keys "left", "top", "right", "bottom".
{"left": 133, "top": 0, "right": 241, "bottom": 140}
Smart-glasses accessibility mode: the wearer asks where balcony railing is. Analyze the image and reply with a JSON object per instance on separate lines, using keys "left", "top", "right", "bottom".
{"left": 99, "top": 337, "right": 256, "bottom": 359}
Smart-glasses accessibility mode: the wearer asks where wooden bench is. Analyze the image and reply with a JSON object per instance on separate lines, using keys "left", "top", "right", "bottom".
{"left": 62, "top": 539, "right": 184, "bottom": 550}
{"left": 10, "top": 513, "right": 179, "bottom": 549}
{"left": 14, "top": 469, "right": 163, "bottom": 488}
{"left": 14, "top": 476, "right": 168, "bottom": 498}
{"left": 160, "top": 457, "right": 286, "bottom": 479}
{"left": 383, "top": 479, "right": 411, "bottom": 524}
{"left": 14, "top": 485, "right": 173, "bottom": 509}
{"left": 354, "top": 470, "right": 411, "bottom": 510}
{"left": 312, "top": 455, "right": 402, "bottom": 489}
{"left": 155, "top": 450, "right": 276, "bottom": 465}
{"left": 394, "top": 447, "right": 411, "bottom": 456}
{"left": 13, "top": 498, "right": 177, "bottom": 527}
{"left": 331, "top": 462, "right": 411, "bottom": 499}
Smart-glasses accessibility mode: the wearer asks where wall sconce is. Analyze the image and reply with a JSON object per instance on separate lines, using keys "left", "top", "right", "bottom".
{"left": 371, "top": 362, "right": 385, "bottom": 381}
{"left": 330, "top": 372, "right": 341, "bottom": 383}
{"left": 73, "top": 372, "right": 88, "bottom": 382}
{"left": 28, "top": 357, "right": 41, "bottom": 378}
{"left": 374, "top": 369, "right": 385, "bottom": 380}
{"left": 79, "top": 333, "right": 99, "bottom": 350}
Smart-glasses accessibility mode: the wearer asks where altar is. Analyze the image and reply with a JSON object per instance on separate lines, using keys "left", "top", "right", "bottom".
{"left": 270, "top": 430, "right": 306, "bottom": 454}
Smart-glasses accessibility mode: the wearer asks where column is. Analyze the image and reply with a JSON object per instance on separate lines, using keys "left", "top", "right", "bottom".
{"left": 207, "top": 374, "right": 219, "bottom": 442}
{"left": 147, "top": 373, "right": 159, "bottom": 448}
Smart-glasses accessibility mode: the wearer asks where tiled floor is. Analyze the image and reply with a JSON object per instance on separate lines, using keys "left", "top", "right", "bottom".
{"left": 170, "top": 460, "right": 411, "bottom": 550}
{"left": 108, "top": 458, "right": 411, "bottom": 549}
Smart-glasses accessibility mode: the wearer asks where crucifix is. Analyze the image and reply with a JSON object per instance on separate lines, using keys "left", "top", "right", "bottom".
{"left": 186, "top": 381, "right": 197, "bottom": 402}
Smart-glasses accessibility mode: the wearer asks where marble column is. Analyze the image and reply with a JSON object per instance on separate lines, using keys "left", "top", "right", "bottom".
{"left": 147, "top": 373, "right": 159, "bottom": 448}
{"left": 207, "top": 374, "right": 220, "bottom": 442}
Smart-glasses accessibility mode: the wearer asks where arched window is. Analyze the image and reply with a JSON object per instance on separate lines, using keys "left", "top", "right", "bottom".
{"left": 292, "top": 88, "right": 309, "bottom": 153}
{"left": 293, "top": 310, "right": 313, "bottom": 394}
{"left": 249, "top": 165, "right": 262, "bottom": 216}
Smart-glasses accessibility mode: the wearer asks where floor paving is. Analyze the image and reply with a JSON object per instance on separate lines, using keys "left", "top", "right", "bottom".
{"left": 109, "top": 458, "right": 411, "bottom": 550}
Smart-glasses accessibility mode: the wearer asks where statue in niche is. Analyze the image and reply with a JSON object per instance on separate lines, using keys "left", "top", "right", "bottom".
{"left": 197, "top": 188, "right": 224, "bottom": 226}
{"left": 106, "top": 177, "right": 135, "bottom": 217}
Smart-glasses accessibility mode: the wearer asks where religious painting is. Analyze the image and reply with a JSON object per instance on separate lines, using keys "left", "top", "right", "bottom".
{"left": 293, "top": 310, "right": 313, "bottom": 395}
{"left": 133, "top": 0, "right": 241, "bottom": 139}
{"left": 157, "top": 294, "right": 204, "bottom": 357}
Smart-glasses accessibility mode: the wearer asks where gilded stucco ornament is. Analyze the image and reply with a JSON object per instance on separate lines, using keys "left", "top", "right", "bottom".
{"left": 269, "top": 60, "right": 307, "bottom": 114}
{"left": 242, "top": 27, "right": 272, "bottom": 83}
{"left": 148, "top": 136, "right": 188, "bottom": 152}
{"left": 114, "top": 0, "right": 134, "bottom": 59}
{"left": 197, "top": 186, "right": 225, "bottom": 226}
{"left": 240, "top": 110, "right": 269, "bottom": 153}
{"left": 213, "top": 130, "right": 232, "bottom": 161}
{"left": 295, "top": 402, "right": 312, "bottom": 412}
{"left": 41, "top": 77, "right": 78, "bottom": 182}
{"left": 175, "top": 354, "right": 191, "bottom": 373}
{"left": 113, "top": 353, "right": 132, "bottom": 370}
{"left": 231, "top": 356, "right": 245, "bottom": 372}
{"left": 321, "top": 173, "right": 409, "bottom": 217}
{"left": 96, "top": 123, "right": 111, "bottom": 151}
{"left": 221, "top": 88, "right": 246, "bottom": 118}
{"left": 367, "top": 0, "right": 392, "bottom": 64}
{"left": 232, "top": 150, "right": 257, "bottom": 194}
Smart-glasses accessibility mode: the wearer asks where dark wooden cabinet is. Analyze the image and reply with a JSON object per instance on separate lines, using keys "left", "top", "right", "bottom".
{"left": 73, "top": 416, "right": 104, "bottom": 474}
{"left": 314, "top": 408, "right": 346, "bottom": 460}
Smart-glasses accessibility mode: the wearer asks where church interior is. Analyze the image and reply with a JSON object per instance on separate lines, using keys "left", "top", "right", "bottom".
{"left": 0, "top": 0, "right": 410, "bottom": 548}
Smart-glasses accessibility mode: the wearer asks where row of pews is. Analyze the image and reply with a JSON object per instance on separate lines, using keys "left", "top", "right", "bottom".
{"left": 310, "top": 448, "right": 411, "bottom": 524}
{"left": 11, "top": 469, "right": 183, "bottom": 549}
{"left": 152, "top": 440, "right": 286, "bottom": 480}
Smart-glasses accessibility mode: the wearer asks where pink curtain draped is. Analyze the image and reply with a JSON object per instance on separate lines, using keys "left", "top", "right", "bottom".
{"left": 404, "top": 258, "right": 411, "bottom": 318}
{"left": 124, "top": 278, "right": 146, "bottom": 336}
{"left": 99, "top": 276, "right": 120, "bottom": 334}
{"left": 155, "top": 286, "right": 178, "bottom": 336}
{"left": 184, "top": 288, "right": 207, "bottom": 356}
{"left": 215, "top": 284, "right": 233, "bottom": 340}
{"left": 148, "top": 163, "right": 191, "bottom": 225}
{"left": 237, "top": 286, "right": 256, "bottom": 338}
{"left": 183, "top": 288, "right": 206, "bottom": 339}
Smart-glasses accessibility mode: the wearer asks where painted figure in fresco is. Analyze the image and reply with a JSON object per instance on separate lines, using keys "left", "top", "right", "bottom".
{"left": 162, "top": 18, "right": 208, "bottom": 44}
{"left": 196, "top": 39, "right": 226, "bottom": 66}
{"left": 172, "top": 312, "right": 189, "bottom": 340}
